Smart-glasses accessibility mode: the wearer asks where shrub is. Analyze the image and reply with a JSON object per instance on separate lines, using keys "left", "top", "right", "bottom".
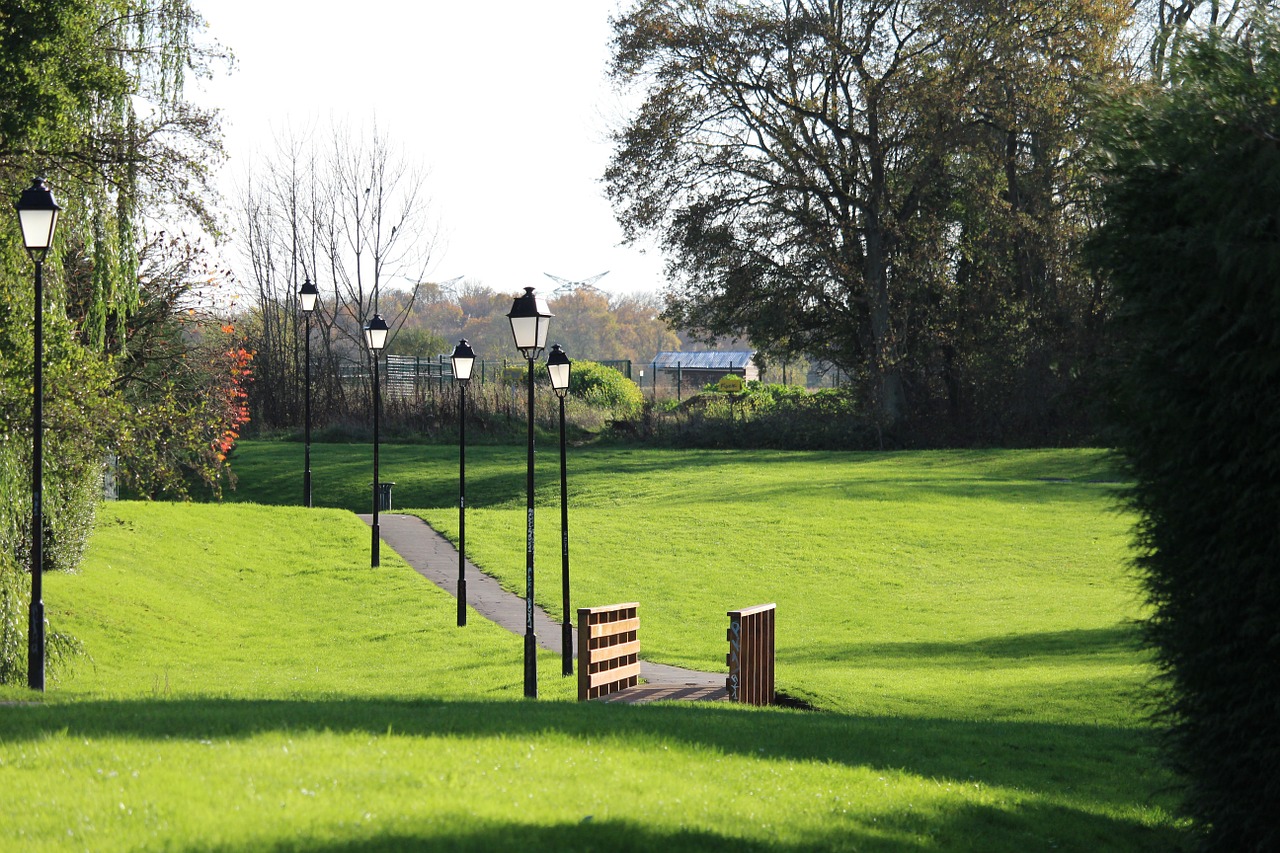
{"left": 649, "top": 384, "right": 878, "bottom": 449}
{"left": 569, "top": 360, "right": 643, "bottom": 419}
{"left": 1, "top": 251, "right": 111, "bottom": 683}
{"left": 1092, "top": 28, "right": 1280, "bottom": 850}
{"left": 0, "top": 440, "right": 91, "bottom": 685}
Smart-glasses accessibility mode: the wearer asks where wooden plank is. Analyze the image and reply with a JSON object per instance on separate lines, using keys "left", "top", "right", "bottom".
{"left": 580, "top": 602, "right": 639, "bottom": 618}
{"left": 587, "top": 661, "right": 641, "bottom": 689}
{"left": 728, "top": 602, "right": 776, "bottom": 619}
{"left": 588, "top": 617, "right": 639, "bottom": 639}
{"left": 589, "top": 640, "right": 639, "bottom": 661}
{"left": 577, "top": 607, "right": 593, "bottom": 701}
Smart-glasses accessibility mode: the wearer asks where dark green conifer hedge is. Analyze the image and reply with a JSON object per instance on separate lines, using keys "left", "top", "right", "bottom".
{"left": 1093, "top": 27, "right": 1280, "bottom": 851}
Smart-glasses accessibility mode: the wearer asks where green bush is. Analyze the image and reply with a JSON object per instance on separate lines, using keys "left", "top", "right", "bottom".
{"left": 651, "top": 384, "right": 878, "bottom": 449}
{"left": 492, "top": 360, "right": 643, "bottom": 437}
{"left": 568, "top": 360, "right": 643, "bottom": 419}
{"left": 0, "top": 444, "right": 28, "bottom": 685}
{"left": 1, "top": 242, "right": 111, "bottom": 684}
{"left": 0, "top": 441, "right": 90, "bottom": 686}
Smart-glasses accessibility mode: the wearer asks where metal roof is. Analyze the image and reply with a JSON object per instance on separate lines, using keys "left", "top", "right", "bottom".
{"left": 651, "top": 351, "right": 755, "bottom": 369}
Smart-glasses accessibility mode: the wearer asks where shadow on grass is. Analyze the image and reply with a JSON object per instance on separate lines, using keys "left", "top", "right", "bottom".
{"left": 5, "top": 697, "right": 1165, "bottom": 805}
{"left": 181, "top": 802, "right": 1175, "bottom": 852}
{"left": 221, "top": 444, "right": 1125, "bottom": 515}
{"left": 190, "top": 821, "right": 838, "bottom": 853}
{"left": 222, "top": 444, "right": 528, "bottom": 512}
{"left": 782, "top": 626, "right": 1144, "bottom": 667}
{"left": 3, "top": 698, "right": 1180, "bottom": 850}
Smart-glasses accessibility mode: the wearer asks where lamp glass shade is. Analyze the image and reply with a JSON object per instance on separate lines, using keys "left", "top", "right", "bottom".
{"left": 546, "top": 344, "right": 571, "bottom": 396}
{"left": 364, "top": 314, "right": 390, "bottom": 351}
{"left": 299, "top": 278, "right": 319, "bottom": 313}
{"left": 450, "top": 339, "right": 476, "bottom": 382}
{"left": 15, "top": 178, "right": 61, "bottom": 253}
{"left": 506, "top": 287, "right": 553, "bottom": 357}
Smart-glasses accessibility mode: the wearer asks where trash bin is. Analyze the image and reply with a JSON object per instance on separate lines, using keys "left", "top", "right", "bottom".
{"left": 373, "top": 481, "right": 396, "bottom": 512}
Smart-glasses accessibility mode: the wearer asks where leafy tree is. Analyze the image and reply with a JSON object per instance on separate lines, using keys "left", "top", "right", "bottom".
{"left": 1, "top": 0, "right": 230, "bottom": 682}
{"left": 382, "top": 283, "right": 678, "bottom": 374}
{"left": 607, "top": 0, "right": 1127, "bottom": 442}
{"left": 386, "top": 325, "right": 447, "bottom": 359}
{"left": 545, "top": 290, "right": 624, "bottom": 360}
{"left": 3, "top": 0, "right": 226, "bottom": 345}
{"left": 543, "top": 290, "right": 682, "bottom": 365}
{"left": 611, "top": 292, "right": 682, "bottom": 363}
{"left": 0, "top": 0, "right": 126, "bottom": 153}
{"left": 1092, "top": 23, "right": 1280, "bottom": 850}
{"left": 110, "top": 234, "right": 253, "bottom": 498}
{"left": 444, "top": 281, "right": 513, "bottom": 364}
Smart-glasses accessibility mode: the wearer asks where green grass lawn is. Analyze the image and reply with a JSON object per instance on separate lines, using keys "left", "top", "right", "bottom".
{"left": 227, "top": 442, "right": 1149, "bottom": 724}
{"left": 0, "top": 444, "right": 1185, "bottom": 850}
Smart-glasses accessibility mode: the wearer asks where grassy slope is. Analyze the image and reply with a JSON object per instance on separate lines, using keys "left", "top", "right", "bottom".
{"left": 225, "top": 442, "right": 1147, "bottom": 724}
{"left": 442, "top": 448, "right": 1143, "bottom": 728}
{"left": 0, "top": 446, "right": 1185, "bottom": 850}
{"left": 36, "top": 502, "right": 571, "bottom": 701}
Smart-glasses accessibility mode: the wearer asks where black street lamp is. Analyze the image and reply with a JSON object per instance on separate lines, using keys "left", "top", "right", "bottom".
{"left": 450, "top": 339, "right": 476, "bottom": 628}
{"left": 507, "top": 286, "right": 552, "bottom": 698}
{"left": 299, "top": 277, "right": 319, "bottom": 508}
{"left": 546, "top": 344, "right": 573, "bottom": 677}
{"left": 15, "top": 177, "right": 61, "bottom": 693}
{"left": 365, "top": 313, "right": 389, "bottom": 568}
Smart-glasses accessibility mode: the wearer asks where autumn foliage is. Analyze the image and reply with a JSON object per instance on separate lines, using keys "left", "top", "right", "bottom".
{"left": 215, "top": 337, "right": 255, "bottom": 463}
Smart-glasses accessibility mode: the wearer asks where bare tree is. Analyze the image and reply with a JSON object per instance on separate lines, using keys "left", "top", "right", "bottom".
{"left": 1136, "top": 0, "right": 1275, "bottom": 79}
{"left": 235, "top": 119, "right": 439, "bottom": 430}
{"left": 319, "top": 120, "right": 439, "bottom": 358}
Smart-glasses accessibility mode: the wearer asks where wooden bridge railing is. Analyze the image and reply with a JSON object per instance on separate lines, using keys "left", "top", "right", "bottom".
{"left": 578, "top": 603, "right": 641, "bottom": 701}
{"left": 727, "top": 603, "right": 776, "bottom": 705}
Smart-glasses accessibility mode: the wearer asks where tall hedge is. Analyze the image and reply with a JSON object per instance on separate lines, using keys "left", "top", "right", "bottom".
{"left": 1092, "top": 27, "right": 1280, "bottom": 851}
{"left": 0, "top": 245, "right": 110, "bottom": 683}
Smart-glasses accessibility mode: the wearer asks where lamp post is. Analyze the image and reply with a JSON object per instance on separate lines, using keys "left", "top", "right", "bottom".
{"left": 15, "top": 177, "right": 61, "bottom": 693}
{"left": 450, "top": 339, "right": 476, "bottom": 627}
{"left": 546, "top": 344, "right": 572, "bottom": 676}
{"left": 507, "top": 286, "right": 552, "bottom": 698}
{"left": 299, "top": 278, "right": 319, "bottom": 507}
{"left": 365, "top": 313, "right": 389, "bottom": 568}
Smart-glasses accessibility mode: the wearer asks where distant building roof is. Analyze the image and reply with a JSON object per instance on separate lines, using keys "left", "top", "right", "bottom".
{"left": 652, "top": 351, "right": 755, "bottom": 370}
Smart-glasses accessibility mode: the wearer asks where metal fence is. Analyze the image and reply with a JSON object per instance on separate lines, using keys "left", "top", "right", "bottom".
{"left": 369, "top": 356, "right": 636, "bottom": 397}
{"left": 334, "top": 354, "right": 841, "bottom": 401}
{"left": 635, "top": 362, "right": 844, "bottom": 401}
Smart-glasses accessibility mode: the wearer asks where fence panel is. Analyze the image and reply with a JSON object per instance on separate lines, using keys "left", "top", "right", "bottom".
{"left": 726, "top": 603, "right": 776, "bottom": 705}
{"left": 577, "top": 603, "right": 641, "bottom": 701}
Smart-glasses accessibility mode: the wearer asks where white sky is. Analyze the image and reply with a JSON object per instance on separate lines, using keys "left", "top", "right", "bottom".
{"left": 196, "top": 0, "right": 667, "bottom": 298}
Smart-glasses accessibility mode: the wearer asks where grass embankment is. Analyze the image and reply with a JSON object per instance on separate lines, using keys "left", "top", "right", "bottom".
{"left": 228, "top": 443, "right": 1149, "bottom": 724}
{"left": 0, "top": 446, "right": 1184, "bottom": 850}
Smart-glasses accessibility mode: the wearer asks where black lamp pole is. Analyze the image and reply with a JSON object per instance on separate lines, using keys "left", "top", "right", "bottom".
{"left": 507, "top": 287, "right": 552, "bottom": 698}
{"left": 547, "top": 345, "right": 573, "bottom": 676}
{"left": 15, "top": 177, "right": 61, "bottom": 693}
{"left": 450, "top": 339, "right": 476, "bottom": 627}
{"left": 299, "top": 278, "right": 319, "bottom": 507}
{"left": 365, "top": 313, "right": 389, "bottom": 567}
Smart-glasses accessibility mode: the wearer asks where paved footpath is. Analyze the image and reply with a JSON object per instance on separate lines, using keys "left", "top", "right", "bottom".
{"left": 360, "top": 513, "right": 727, "bottom": 704}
